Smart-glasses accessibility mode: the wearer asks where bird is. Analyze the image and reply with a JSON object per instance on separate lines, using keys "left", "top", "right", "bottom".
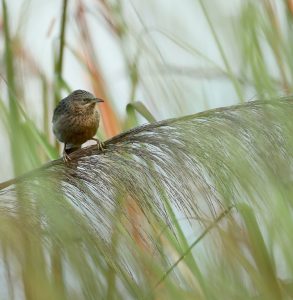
{"left": 52, "top": 89, "right": 104, "bottom": 162}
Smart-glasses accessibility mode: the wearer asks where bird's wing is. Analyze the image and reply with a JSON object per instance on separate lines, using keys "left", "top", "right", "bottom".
{"left": 52, "top": 100, "right": 67, "bottom": 123}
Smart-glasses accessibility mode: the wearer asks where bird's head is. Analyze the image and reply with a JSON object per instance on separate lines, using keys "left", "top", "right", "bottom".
{"left": 67, "top": 90, "right": 104, "bottom": 109}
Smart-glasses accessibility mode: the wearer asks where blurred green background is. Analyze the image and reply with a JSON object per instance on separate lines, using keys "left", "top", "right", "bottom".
{"left": 1, "top": 0, "right": 293, "bottom": 180}
{"left": 1, "top": 1, "right": 293, "bottom": 299}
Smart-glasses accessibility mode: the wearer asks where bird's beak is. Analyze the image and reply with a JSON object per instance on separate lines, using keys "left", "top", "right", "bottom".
{"left": 94, "top": 98, "right": 104, "bottom": 103}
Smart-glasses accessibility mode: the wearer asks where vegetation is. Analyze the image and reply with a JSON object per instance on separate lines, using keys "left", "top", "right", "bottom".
{"left": 1, "top": 0, "right": 293, "bottom": 299}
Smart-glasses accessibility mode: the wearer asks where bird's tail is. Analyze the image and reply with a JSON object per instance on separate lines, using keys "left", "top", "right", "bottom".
{"left": 65, "top": 144, "right": 81, "bottom": 154}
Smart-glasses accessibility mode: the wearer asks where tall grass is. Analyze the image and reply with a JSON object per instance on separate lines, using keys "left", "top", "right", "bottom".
{"left": 1, "top": 0, "right": 293, "bottom": 299}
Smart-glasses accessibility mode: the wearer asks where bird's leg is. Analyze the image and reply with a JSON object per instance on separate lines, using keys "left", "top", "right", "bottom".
{"left": 90, "top": 138, "right": 105, "bottom": 151}
{"left": 63, "top": 144, "right": 71, "bottom": 163}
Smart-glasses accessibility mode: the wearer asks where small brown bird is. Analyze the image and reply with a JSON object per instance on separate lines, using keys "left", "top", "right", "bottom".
{"left": 52, "top": 89, "right": 104, "bottom": 162}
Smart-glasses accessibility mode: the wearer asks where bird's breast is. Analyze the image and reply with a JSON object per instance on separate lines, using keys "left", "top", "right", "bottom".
{"left": 53, "top": 110, "right": 100, "bottom": 145}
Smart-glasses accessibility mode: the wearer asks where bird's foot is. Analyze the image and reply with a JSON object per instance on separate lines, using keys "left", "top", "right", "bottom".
{"left": 63, "top": 151, "right": 71, "bottom": 163}
{"left": 91, "top": 138, "right": 106, "bottom": 152}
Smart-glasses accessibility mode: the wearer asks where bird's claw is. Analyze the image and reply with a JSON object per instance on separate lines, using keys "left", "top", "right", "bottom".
{"left": 97, "top": 140, "right": 105, "bottom": 152}
{"left": 63, "top": 151, "right": 71, "bottom": 163}
{"left": 91, "top": 138, "right": 105, "bottom": 152}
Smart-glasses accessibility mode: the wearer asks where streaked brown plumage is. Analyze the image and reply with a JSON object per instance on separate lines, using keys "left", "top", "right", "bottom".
{"left": 52, "top": 89, "right": 104, "bottom": 162}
